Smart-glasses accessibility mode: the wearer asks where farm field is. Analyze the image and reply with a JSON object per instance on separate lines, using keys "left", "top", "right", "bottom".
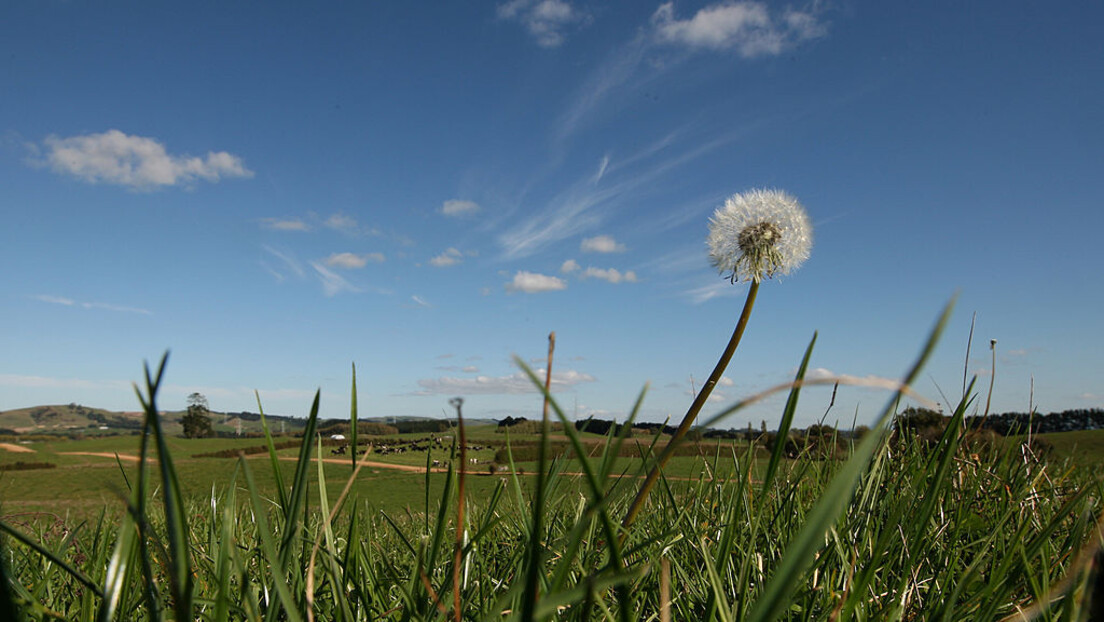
{"left": 2, "top": 330, "right": 1102, "bottom": 620}
{"left": 0, "top": 428, "right": 746, "bottom": 519}
{"left": 2, "top": 425, "right": 1101, "bottom": 518}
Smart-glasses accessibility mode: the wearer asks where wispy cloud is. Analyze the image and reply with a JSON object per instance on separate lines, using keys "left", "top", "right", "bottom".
{"left": 82, "top": 302, "right": 153, "bottom": 315}
{"left": 498, "top": 133, "right": 737, "bottom": 258}
{"left": 581, "top": 234, "right": 626, "bottom": 253}
{"left": 505, "top": 270, "right": 567, "bottom": 293}
{"left": 592, "top": 154, "right": 610, "bottom": 183}
{"left": 310, "top": 261, "right": 362, "bottom": 297}
{"left": 261, "top": 218, "right": 311, "bottom": 232}
{"left": 441, "top": 199, "right": 481, "bottom": 217}
{"left": 554, "top": 3, "right": 827, "bottom": 142}
{"left": 411, "top": 295, "right": 432, "bottom": 308}
{"left": 580, "top": 267, "right": 638, "bottom": 284}
{"left": 324, "top": 252, "right": 385, "bottom": 269}
{"left": 32, "top": 294, "right": 75, "bottom": 306}
{"left": 555, "top": 36, "right": 650, "bottom": 141}
{"left": 436, "top": 365, "right": 480, "bottom": 373}
{"left": 684, "top": 280, "right": 741, "bottom": 304}
{"left": 650, "top": 1, "right": 827, "bottom": 56}
{"left": 262, "top": 245, "right": 306, "bottom": 279}
{"left": 165, "top": 384, "right": 317, "bottom": 405}
{"left": 497, "top": 0, "right": 589, "bottom": 48}
{"left": 31, "top": 294, "right": 151, "bottom": 315}
{"left": 0, "top": 374, "right": 130, "bottom": 391}
{"left": 414, "top": 368, "right": 595, "bottom": 395}
{"left": 324, "top": 213, "right": 359, "bottom": 232}
{"left": 429, "top": 247, "right": 464, "bottom": 267}
{"left": 35, "top": 129, "right": 252, "bottom": 190}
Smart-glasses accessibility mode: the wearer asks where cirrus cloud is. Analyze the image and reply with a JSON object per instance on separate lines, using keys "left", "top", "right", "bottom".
{"left": 37, "top": 129, "right": 253, "bottom": 190}
{"left": 415, "top": 368, "right": 595, "bottom": 395}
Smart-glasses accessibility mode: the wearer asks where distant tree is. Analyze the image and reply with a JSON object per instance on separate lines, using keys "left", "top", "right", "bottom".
{"left": 182, "top": 392, "right": 213, "bottom": 439}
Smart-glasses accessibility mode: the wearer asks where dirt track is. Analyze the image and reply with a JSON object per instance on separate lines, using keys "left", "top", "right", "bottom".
{"left": 0, "top": 442, "right": 34, "bottom": 453}
{"left": 279, "top": 455, "right": 454, "bottom": 474}
{"left": 59, "top": 452, "right": 147, "bottom": 463}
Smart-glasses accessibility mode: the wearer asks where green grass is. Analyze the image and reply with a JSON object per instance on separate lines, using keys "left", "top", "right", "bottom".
{"left": 2, "top": 303, "right": 1103, "bottom": 620}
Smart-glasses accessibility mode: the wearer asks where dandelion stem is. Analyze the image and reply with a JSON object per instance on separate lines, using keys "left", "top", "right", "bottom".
{"left": 622, "top": 279, "right": 760, "bottom": 532}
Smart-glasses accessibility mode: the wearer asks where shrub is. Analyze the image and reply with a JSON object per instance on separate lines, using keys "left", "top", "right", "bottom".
{"left": 0, "top": 461, "right": 56, "bottom": 472}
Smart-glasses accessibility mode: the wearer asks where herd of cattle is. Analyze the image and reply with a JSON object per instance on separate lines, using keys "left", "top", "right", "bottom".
{"left": 329, "top": 435, "right": 488, "bottom": 466}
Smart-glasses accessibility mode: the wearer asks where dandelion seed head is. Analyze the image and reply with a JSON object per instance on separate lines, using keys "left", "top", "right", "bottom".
{"left": 707, "top": 188, "right": 812, "bottom": 283}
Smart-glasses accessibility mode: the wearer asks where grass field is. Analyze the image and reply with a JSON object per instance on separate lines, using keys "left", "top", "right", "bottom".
{"left": 2, "top": 425, "right": 1099, "bottom": 518}
{"left": 3, "top": 304, "right": 1104, "bottom": 620}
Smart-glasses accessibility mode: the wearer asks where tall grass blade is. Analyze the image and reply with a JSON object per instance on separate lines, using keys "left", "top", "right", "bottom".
{"left": 0, "top": 520, "right": 102, "bottom": 597}
{"left": 0, "top": 539, "right": 18, "bottom": 622}
{"left": 241, "top": 457, "right": 305, "bottom": 622}
{"left": 281, "top": 390, "right": 320, "bottom": 565}
{"left": 136, "top": 352, "right": 195, "bottom": 621}
{"left": 255, "top": 390, "right": 289, "bottom": 511}
{"left": 744, "top": 297, "right": 954, "bottom": 622}
{"left": 759, "top": 332, "right": 816, "bottom": 495}
{"left": 350, "top": 362, "right": 358, "bottom": 470}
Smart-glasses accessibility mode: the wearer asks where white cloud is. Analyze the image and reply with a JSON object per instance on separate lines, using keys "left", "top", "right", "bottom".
{"left": 686, "top": 387, "right": 729, "bottom": 403}
{"left": 415, "top": 368, "right": 595, "bottom": 395}
{"left": 310, "top": 261, "right": 362, "bottom": 297}
{"left": 261, "top": 218, "right": 311, "bottom": 232}
{"left": 561, "top": 259, "right": 580, "bottom": 273}
{"left": 325, "top": 252, "right": 385, "bottom": 269}
{"left": 441, "top": 199, "right": 481, "bottom": 217}
{"left": 506, "top": 271, "right": 567, "bottom": 293}
{"left": 651, "top": 1, "right": 827, "bottom": 57}
{"left": 581, "top": 235, "right": 626, "bottom": 253}
{"left": 31, "top": 294, "right": 150, "bottom": 314}
{"left": 581, "top": 267, "right": 638, "bottom": 284}
{"left": 429, "top": 247, "right": 464, "bottom": 267}
{"left": 324, "top": 213, "right": 359, "bottom": 231}
{"left": 39, "top": 129, "right": 253, "bottom": 190}
{"left": 806, "top": 367, "right": 901, "bottom": 390}
{"left": 497, "top": 0, "right": 588, "bottom": 48}
{"left": 719, "top": 376, "right": 735, "bottom": 387}
{"left": 411, "top": 295, "right": 432, "bottom": 308}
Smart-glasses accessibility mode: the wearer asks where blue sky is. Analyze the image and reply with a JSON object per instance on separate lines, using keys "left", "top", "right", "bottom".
{"left": 2, "top": 1, "right": 1102, "bottom": 428}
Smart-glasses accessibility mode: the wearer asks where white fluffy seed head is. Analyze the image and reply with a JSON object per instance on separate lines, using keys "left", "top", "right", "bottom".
{"left": 707, "top": 188, "right": 813, "bottom": 283}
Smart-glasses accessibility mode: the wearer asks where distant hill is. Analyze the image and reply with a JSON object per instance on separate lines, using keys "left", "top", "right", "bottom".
{"left": 0, "top": 404, "right": 309, "bottom": 437}
{"left": 0, "top": 404, "right": 496, "bottom": 437}
{"left": 0, "top": 404, "right": 147, "bottom": 435}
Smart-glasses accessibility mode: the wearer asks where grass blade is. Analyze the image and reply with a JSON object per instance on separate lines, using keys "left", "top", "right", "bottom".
{"left": 744, "top": 297, "right": 954, "bottom": 622}
{"left": 135, "top": 352, "right": 194, "bottom": 621}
